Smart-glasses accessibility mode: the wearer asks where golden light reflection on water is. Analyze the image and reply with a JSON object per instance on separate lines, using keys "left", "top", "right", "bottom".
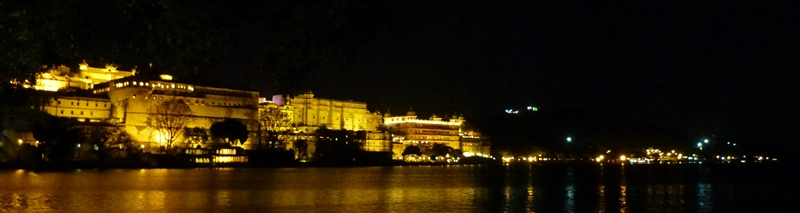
{"left": 0, "top": 165, "right": 779, "bottom": 212}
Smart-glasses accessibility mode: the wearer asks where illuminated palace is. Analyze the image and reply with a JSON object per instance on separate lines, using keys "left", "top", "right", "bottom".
{"left": 286, "top": 91, "right": 383, "bottom": 132}
{"left": 2, "top": 61, "right": 491, "bottom": 161}
{"left": 5, "top": 62, "right": 260, "bottom": 154}
{"left": 383, "top": 110, "right": 492, "bottom": 160}
{"left": 260, "top": 92, "right": 385, "bottom": 155}
{"left": 95, "top": 74, "right": 260, "bottom": 151}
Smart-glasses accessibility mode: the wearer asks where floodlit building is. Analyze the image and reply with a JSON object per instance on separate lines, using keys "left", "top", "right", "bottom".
{"left": 5, "top": 62, "right": 260, "bottom": 152}
{"left": 382, "top": 110, "right": 490, "bottom": 160}
{"left": 2, "top": 61, "right": 491, "bottom": 162}
{"left": 364, "top": 131, "right": 391, "bottom": 152}
{"left": 460, "top": 130, "right": 492, "bottom": 158}
{"left": 93, "top": 74, "right": 260, "bottom": 151}
{"left": 21, "top": 61, "right": 136, "bottom": 91}
{"left": 286, "top": 91, "right": 383, "bottom": 132}
{"left": 43, "top": 96, "right": 112, "bottom": 123}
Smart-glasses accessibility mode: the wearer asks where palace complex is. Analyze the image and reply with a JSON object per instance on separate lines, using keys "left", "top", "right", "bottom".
{"left": 1, "top": 62, "right": 491, "bottom": 161}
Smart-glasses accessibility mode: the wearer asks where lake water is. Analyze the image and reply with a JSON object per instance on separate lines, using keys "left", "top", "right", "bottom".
{"left": 0, "top": 163, "right": 792, "bottom": 212}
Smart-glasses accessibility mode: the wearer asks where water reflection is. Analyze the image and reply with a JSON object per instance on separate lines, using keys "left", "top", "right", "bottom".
{"left": 0, "top": 164, "right": 788, "bottom": 212}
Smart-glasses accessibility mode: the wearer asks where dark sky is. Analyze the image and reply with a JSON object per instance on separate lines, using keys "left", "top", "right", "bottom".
{"left": 219, "top": 1, "right": 799, "bottom": 151}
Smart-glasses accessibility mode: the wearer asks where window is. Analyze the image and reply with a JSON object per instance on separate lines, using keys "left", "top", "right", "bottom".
{"left": 95, "top": 103, "right": 98, "bottom": 107}
{"left": 71, "top": 111, "right": 74, "bottom": 115}
{"left": 58, "top": 101, "right": 61, "bottom": 105}
{"left": 90, "top": 112, "right": 93, "bottom": 116}
{"left": 60, "top": 110, "right": 64, "bottom": 114}
{"left": 71, "top": 102, "right": 73, "bottom": 106}
{"left": 104, "top": 104, "right": 107, "bottom": 107}
{"left": 86, "top": 102, "right": 88, "bottom": 106}
{"left": 80, "top": 111, "right": 84, "bottom": 115}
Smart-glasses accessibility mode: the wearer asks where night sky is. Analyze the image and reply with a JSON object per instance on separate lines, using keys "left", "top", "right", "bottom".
{"left": 216, "top": 2, "right": 799, "bottom": 153}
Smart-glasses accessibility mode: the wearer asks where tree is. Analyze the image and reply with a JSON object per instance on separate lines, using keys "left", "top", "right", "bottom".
{"left": 401, "top": 145, "right": 422, "bottom": 161}
{"left": 84, "top": 124, "right": 135, "bottom": 163}
{"left": 313, "top": 128, "right": 362, "bottom": 163}
{"left": 183, "top": 127, "right": 209, "bottom": 148}
{"left": 258, "top": 106, "right": 293, "bottom": 149}
{"left": 210, "top": 119, "right": 249, "bottom": 146}
{"left": 293, "top": 139, "right": 309, "bottom": 160}
{"left": 32, "top": 116, "right": 83, "bottom": 162}
{"left": 146, "top": 99, "right": 193, "bottom": 151}
{"left": 430, "top": 143, "right": 454, "bottom": 162}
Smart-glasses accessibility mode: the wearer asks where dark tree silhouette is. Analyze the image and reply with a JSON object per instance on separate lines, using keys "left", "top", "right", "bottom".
{"left": 258, "top": 107, "right": 293, "bottom": 149}
{"left": 146, "top": 99, "right": 193, "bottom": 151}
{"left": 210, "top": 119, "right": 250, "bottom": 146}
{"left": 84, "top": 124, "right": 135, "bottom": 163}
{"left": 183, "top": 127, "right": 209, "bottom": 147}
{"left": 293, "top": 139, "right": 309, "bottom": 160}
{"left": 313, "top": 128, "right": 362, "bottom": 163}
{"left": 401, "top": 145, "right": 422, "bottom": 161}
{"left": 430, "top": 143, "right": 454, "bottom": 162}
{"left": 32, "top": 116, "right": 83, "bottom": 162}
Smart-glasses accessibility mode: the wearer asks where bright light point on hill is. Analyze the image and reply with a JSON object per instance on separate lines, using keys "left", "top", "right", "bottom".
{"left": 704, "top": 139, "right": 709, "bottom": 143}
{"left": 697, "top": 142, "right": 702, "bottom": 147}
{"left": 160, "top": 74, "right": 173, "bottom": 81}
{"left": 566, "top": 137, "right": 572, "bottom": 142}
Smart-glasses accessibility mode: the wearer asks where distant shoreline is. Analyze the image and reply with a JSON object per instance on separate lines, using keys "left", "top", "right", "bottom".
{"left": 0, "top": 159, "right": 781, "bottom": 171}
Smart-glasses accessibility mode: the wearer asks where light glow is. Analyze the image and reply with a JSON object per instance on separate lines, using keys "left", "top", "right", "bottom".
{"left": 384, "top": 119, "right": 462, "bottom": 126}
{"left": 79, "top": 61, "right": 88, "bottom": 70}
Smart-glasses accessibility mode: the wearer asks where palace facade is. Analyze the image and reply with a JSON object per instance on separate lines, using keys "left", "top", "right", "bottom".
{"left": 2, "top": 62, "right": 491, "bottom": 161}
{"left": 382, "top": 111, "right": 491, "bottom": 160}
{"left": 286, "top": 91, "right": 383, "bottom": 132}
